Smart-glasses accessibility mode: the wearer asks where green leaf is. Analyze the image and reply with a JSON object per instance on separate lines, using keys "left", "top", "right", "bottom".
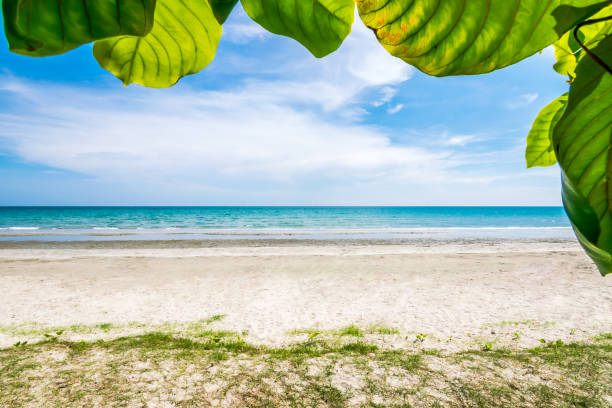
{"left": 561, "top": 172, "right": 612, "bottom": 274}
{"left": 209, "top": 0, "right": 238, "bottom": 24}
{"left": 554, "top": 35, "right": 612, "bottom": 276}
{"left": 240, "top": 0, "right": 354, "bottom": 58}
{"left": 525, "top": 93, "right": 568, "bottom": 168}
{"left": 2, "top": 0, "right": 156, "bottom": 57}
{"left": 356, "top": 0, "right": 610, "bottom": 76}
{"left": 552, "top": 30, "right": 585, "bottom": 80}
{"left": 94, "top": 0, "right": 222, "bottom": 88}
{"left": 552, "top": 4, "right": 612, "bottom": 79}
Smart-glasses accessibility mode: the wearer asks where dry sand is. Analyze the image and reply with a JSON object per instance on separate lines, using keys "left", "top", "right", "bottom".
{"left": 1, "top": 238, "right": 610, "bottom": 349}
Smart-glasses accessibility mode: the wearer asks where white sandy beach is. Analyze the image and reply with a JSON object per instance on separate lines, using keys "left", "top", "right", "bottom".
{"left": 1, "top": 238, "right": 610, "bottom": 350}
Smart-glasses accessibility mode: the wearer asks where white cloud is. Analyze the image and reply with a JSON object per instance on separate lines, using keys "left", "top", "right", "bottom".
{"left": 401, "top": 128, "right": 480, "bottom": 148}
{"left": 440, "top": 135, "right": 477, "bottom": 147}
{"left": 223, "top": 23, "right": 269, "bottom": 44}
{"left": 215, "top": 6, "right": 270, "bottom": 44}
{"left": 387, "top": 104, "right": 404, "bottom": 114}
{"left": 0, "top": 79, "right": 455, "bottom": 189}
{"left": 506, "top": 92, "right": 539, "bottom": 109}
{"left": 372, "top": 86, "right": 397, "bottom": 107}
{"left": 522, "top": 93, "right": 539, "bottom": 104}
{"left": 0, "top": 77, "right": 563, "bottom": 205}
{"left": 341, "top": 13, "right": 413, "bottom": 87}
{"left": 231, "top": 10, "right": 414, "bottom": 112}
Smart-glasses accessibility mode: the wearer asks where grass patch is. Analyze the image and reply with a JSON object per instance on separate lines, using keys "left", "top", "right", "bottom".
{"left": 376, "top": 350, "right": 424, "bottom": 372}
{"left": 0, "top": 313, "right": 229, "bottom": 339}
{"left": 593, "top": 332, "right": 612, "bottom": 341}
{"left": 337, "top": 324, "right": 363, "bottom": 337}
{"left": 196, "top": 329, "right": 240, "bottom": 339}
{"left": 1, "top": 328, "right": 610, "bottom": 407}
{"left": 204, "top": 314, "right": 226, "bottom": 324}
{"left": 287, "top": 328, "right": 322, "bottom": 336}
{"left": 289, "top": 325, "right": 377, "bottom": 339}
{"left": 368, "top": 325, "right": 400, "bottom": 335}
{"left": 339, "top": 341, "right": 378, "bottom": 354}
{"left": 490, "top": 320, "right": 557, "bottom": 328}
{"left": 96, "top": 323, "right": 113, "bottom": 331}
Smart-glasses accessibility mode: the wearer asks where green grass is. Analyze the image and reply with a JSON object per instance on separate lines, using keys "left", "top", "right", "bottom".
{"left": 337, "top": 324, "right": 363, "bottom": 337}
{"left": 0, "top": 313, "right": 228, "bottom": 339}
{"left": 489, "top": 319, "right": 557, "bottom": 327}
{"left": 196, "top": 329, "right": 240, "bottom": 339}
{"left": 593, "top": 332, "right": 612, "bottom": 341}
{"left": 204, "top": 314, "right": 226, "bottom": 324}
{"left": 287, "top": 328, "right": 323, "bottom": 336}
{"left": 0, "top": 329, "right": 610, "bottom": 407}
{"left": 288, "top": 325, "right": 400, "bottom": 339}
{"left": 96, "top": 323, "right": 113, "bottom": 331}
{"left": 371, "top": 326, "right": 400, "bottom": 335}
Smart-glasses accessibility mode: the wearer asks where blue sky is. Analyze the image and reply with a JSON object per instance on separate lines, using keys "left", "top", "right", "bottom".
{"left": 0, "top": 6, "right": 568, "bottom": 206}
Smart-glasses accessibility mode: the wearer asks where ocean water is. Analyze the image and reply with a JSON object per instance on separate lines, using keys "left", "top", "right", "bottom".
{"left": 0, "top": 207, "right": 573, "bottom": 241}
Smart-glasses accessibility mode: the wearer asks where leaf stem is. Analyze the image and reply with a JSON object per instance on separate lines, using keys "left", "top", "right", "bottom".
{"left": 573, "top": 15, "right": 612, "bottom": 75}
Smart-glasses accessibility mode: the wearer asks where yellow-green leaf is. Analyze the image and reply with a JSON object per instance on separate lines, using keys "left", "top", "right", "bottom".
{"left": 552, "top": 4, "right": 612, "bottom": 79}
{"left": 525, "top": 93, "right": 567, "bottom": 168}
{"left": 93, "top": 0, "right": 222, "bottom": 88}
{"left": 356, "top": 0, "right": 610, "bottom": 76}
{"left": 2, "top": 0, "right": 156, "bottom": 57}
{"left": 240, "top": 0, "right": 354, "bottom": 58}
{"left": 554, "top": 35, "right": 612, "bottom": 276}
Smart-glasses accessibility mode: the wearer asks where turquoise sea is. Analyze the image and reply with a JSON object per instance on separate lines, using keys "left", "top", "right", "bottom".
{"left": 0, "top": 207, "right": 573, "bottom": 241}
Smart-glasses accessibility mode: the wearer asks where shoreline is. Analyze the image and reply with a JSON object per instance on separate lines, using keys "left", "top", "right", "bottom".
{"left": 0, "top": 225, "right": 576, "bottom": 243}
{"left": 0, "top": 235, "right": 578, "bottom": 249}
{"left": 0, "top": 237, "right": 583, "bottom": 259}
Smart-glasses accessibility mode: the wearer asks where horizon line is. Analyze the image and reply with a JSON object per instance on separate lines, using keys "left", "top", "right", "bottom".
{"left": 0, "top": 205, "right": 565, "bottom": 208}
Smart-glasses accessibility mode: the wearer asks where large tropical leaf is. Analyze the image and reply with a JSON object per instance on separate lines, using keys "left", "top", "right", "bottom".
{"left": 240, "top": 0, "right": 354, "bottom": 58}
{"left": 525, "top": 93, "right": 568, "bottom": 168}
{"left": 562, "top": 172, "right": 612, "bottom": 274}
{"left": 554, "top": 35, "right": 612, "bottom": 276}
{"left": 2, "top": 0, "right": 156, "bottom": 57}
{"left": 209, "top": 0, "right": 238, "bottom": 24}
{"left": 552, "top": 4, "right": 612, "bottom": 79}
{"left": 94, "top": 0, "right": 221, "bottom": 88}
{"left": 356, "top": 0, "right": 610, "bottom": 76}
